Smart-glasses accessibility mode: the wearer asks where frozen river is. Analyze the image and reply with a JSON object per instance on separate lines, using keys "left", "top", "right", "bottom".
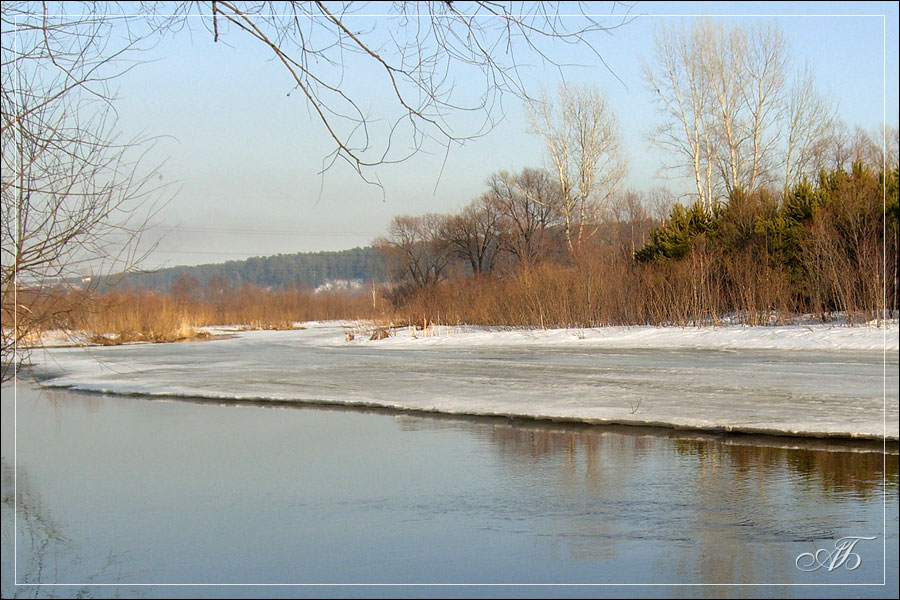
{"left": 29, "top": 322, "right": 900, "bottom": 439}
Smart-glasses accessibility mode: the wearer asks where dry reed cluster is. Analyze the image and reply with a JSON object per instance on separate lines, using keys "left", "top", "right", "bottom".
{"left": 8, "top": 284, "right": 379, "bottom": 346}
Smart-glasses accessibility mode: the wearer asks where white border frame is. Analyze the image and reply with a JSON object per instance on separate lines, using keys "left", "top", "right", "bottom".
{"left": 9, "top": 3, "right": 894, "bottom": 594}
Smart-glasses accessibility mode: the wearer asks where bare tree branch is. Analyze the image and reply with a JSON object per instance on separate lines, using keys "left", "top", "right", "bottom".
{"left": 2, "top": 3, "right": 169, "bottom": 381}
{"left": 150, "top": 1, "right": 634, "bottom": 177}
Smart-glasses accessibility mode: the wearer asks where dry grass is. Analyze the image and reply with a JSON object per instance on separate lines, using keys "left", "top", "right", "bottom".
{"left": 11, "top": 284, "right": 383, "bottom": 347}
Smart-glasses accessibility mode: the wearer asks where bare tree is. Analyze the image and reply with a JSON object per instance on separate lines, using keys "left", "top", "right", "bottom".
{"left": 644, "top": 19, "right": 834, "bottom": 206}
{"left": 850, "top": 123, "right": 900, "bottom": 171}
{"left": 374, "top": 213, "right": 453, "bottom": 303}
{"left": 644, "top": 20, "right": 718, "bottom": 209}
{"left": 824, "top": 122, "right": 900, "bottom": 174}
{"left": 442, "top": 194, "right": 503, "bottom": 275}
{"left": 885, "top": 124, "right": 900, "bottom": 170}
{"left": 701, "top": 20, "right": 750, "bottom": 198}
{"left": 783, "top": 63, "right": 836, "bottom": 193}
{"left": 732, "top": 22, "right": 790, "bottom": 193}
{"left": 487, "top": 168, "right": 561, "bottom": 265}
{"left": 1, "top": 4, "right": 165, "bottom": 381}
{"left": 527, "top": 83, "right": 626, "bottom": 255}
{"left": 644, "top": 185, "right": 677, "bottom": 223}
{"left": 610, "top": 190, "right": 654, "bottom": 259}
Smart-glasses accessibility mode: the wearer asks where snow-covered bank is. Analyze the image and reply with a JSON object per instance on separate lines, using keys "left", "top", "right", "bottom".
{"left": 24, "top": 318, "right": 899, "bottom": 352}
{"left": 23, "top": 321, "right": 900, "bottom": 441}
{"left": 337, "top": 321, "right": 899, "bottom": 352}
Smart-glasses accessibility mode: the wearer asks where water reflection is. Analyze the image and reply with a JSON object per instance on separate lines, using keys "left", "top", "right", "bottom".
{"left": 1, "top": 459, "right": 71, "bottom": 589}
{"left": 395, "top": 413, "right": 897, "bottom": 499}
{"left": 2, "top": 387, "right": 897, "bottom": 597}
{"left": 0, "top": 458, "right": 131, "bottom": 599}
{"left": 395, "top": 413, "right": 896, "bottom": 588}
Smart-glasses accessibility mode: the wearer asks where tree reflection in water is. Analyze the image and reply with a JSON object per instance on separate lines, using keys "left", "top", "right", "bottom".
{"left": 395, "top": 414, "right": 896, "bottom": 587}
{"left": 1, "top": 458, "right": 132, "bottom": 599}
{"left": 3, "top": 396, "right": 895, "bottom": 594}
{"left": 397, "top": 414, "right": 897, "bottom": 498}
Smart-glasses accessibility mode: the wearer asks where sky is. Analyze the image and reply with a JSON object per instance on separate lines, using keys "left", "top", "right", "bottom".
{"left": 35, "top": 1, "right": 900, "bottom": 270}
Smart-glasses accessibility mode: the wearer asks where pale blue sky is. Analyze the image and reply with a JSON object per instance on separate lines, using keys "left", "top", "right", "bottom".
{"left": 98, "top": 1, "right": 900, "bottom": 268}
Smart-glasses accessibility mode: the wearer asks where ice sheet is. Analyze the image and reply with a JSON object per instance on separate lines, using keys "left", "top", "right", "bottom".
{"left": 22, "top": 321, "right": 900, "bottom": 440}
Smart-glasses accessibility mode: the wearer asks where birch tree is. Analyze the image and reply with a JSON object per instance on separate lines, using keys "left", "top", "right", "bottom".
{"left": 527, "top": 83, "right": 626, "bottom": 255}
{"left": 644, "top": 19, "right": 835, "bottom": 206}
{"left": 733, "top": 22, "right": 790, "bottom": 193}
{"left": 643, "top": 21, "right": 717, "bottom": 208}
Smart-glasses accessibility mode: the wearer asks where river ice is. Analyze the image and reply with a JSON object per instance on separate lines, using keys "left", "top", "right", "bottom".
{"left": 23, "top": 321, "right": 900, "bottom": 439}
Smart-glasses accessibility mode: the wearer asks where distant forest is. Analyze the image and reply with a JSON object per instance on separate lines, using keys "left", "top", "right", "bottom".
{"left": 112, "top": 247, "right": 386, "bottom": 292}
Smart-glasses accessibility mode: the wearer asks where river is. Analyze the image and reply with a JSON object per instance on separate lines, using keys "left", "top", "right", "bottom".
{"left": 2, "top": 323, "right": 898, "bottom": 597}
{"left": 2, "top": 383, "right": 897, "bottom": 598}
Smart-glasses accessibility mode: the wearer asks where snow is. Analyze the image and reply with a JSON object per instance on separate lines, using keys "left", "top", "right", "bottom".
{"left": 22, "top": 321, "right": 900, "bottom": 441}
{"left": 337, "top": 321, "right": 899, "bottom": 352}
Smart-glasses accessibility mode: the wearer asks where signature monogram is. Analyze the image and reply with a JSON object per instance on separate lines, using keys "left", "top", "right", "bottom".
{"left": 795, "top": 536, "right": 877, "bottom": 572}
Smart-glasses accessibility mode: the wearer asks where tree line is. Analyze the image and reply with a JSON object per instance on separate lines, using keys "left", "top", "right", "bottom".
{"left": 111, "top": 247, "right": 385, "bottom": 293}
{"left": 374, "top": 18, "right": 899, "bottom": 327}
{"left": 376, "top": 160, "right": 897, "bottom": 328}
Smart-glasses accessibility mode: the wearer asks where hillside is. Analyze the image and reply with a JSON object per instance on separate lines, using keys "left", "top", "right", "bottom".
{"left": 114, "top": 247, "right": 386, "bottom": 292}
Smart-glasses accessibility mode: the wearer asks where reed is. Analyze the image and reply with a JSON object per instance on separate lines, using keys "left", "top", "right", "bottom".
{"left": 13, "top": 284, "right": 383, "bottom": 346}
